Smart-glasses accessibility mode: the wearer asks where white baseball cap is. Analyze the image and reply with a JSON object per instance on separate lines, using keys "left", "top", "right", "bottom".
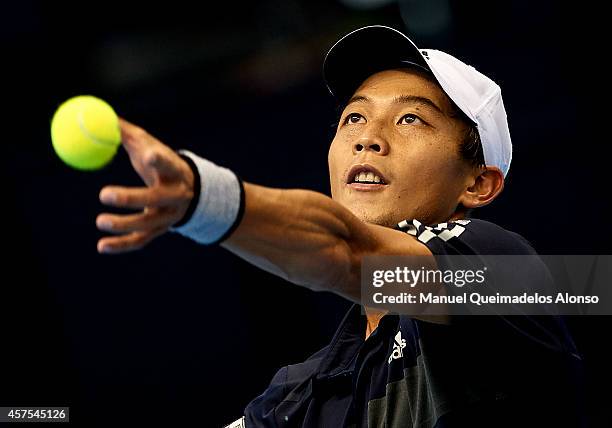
{"left": 323, "top": 25, "right": 512, "bottom": 177}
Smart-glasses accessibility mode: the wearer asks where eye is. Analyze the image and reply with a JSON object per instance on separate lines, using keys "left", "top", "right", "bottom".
{"left": 343, "top": 113, "right": 366, "bottom": 125}
{"left": 398, "top": 113, "right": 423, "bottom": 125}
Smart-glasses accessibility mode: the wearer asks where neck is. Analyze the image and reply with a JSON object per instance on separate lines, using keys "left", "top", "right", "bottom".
{"left": 363, "top": 211, "right": 467, "bottom": 339}
{"left": 364, "top": 307, "right": 388, "bottom": 340}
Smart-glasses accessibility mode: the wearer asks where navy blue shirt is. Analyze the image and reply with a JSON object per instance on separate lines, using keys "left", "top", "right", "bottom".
{"left": 243, "top": 219, "right": 586, "bottom": 427}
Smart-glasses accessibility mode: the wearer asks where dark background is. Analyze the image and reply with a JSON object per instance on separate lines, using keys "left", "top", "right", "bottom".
{"left": 1, "top": 0, "right": 609, "bottom": 426}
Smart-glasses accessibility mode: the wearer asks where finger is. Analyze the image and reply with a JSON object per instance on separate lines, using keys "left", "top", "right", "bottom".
{"left": 99, "top": 185, "right": 187, "bottom": 209}
{"left": 97, "top": 227, "right": 166, "bottom": 254}
{"left": 96, "top": 209, "right": 176, "bottom": 234}
{"left": 118, "top": 117, "right": 151, "bottom": 154}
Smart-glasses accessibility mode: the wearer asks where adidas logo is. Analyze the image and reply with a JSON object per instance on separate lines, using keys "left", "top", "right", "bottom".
{"left": 388, "top": 330, "right": 407, "bottom": 364}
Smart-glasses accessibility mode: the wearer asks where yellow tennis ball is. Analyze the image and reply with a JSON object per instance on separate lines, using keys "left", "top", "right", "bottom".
{"left": 50, "top": 95, "right": 121, "bottom": 170}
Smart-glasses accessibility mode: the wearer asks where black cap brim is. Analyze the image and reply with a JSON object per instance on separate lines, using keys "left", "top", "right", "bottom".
{"left": 323, "top": 25, "right": 431, "bottom": 105}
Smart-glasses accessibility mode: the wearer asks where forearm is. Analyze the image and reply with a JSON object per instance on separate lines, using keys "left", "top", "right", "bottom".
{"left": 221, "top": 183, "right": 367, "bottom": 297}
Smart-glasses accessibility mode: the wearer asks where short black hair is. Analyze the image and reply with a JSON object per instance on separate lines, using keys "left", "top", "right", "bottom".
{"left": 453, "top": 107, "right": 485, "bottom": 169}
{"left": 447, "top": 104, "right": 485, "bottom": 217}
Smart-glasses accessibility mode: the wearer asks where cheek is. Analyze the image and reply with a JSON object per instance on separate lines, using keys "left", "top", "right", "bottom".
{"left": 327, "top": 139, "right": 336, "bottom": 167}
{"left": 328, "top": 139, "right": 343, "bottom": 194}
{"left": 404, "top": 138, "right": 463, "bottom": 175}
{"left": 392, "top": 143, "right": 465, "bottom": 196}
{"left": 328, "top": 136, "right": 346, "bottom": 169}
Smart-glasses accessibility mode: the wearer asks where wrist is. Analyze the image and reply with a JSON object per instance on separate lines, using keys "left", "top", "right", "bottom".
{"left": 173, "top": 154, "right": 200, "bottom": 228}
{"left": 170, "top": 150, "right": 245, "bottom": 245}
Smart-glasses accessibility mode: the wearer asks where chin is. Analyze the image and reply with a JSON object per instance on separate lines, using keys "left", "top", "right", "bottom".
{"left": 345, "top": 204, "right": 398, "bottom": 228}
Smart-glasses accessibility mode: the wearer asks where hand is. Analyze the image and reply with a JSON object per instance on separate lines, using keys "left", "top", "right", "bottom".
{"left": 96, "top": 118, "right": 195, "bottom": 254}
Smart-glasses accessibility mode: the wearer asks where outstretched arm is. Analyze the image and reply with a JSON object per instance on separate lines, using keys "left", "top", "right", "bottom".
{"left": 97, "top": 119, "right": 432, "bottom": 303}
{"left": 219, "top": 183, "right": 432, "bottom": 302}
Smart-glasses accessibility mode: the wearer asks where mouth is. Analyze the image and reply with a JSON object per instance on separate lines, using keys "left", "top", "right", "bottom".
{"left": 345, "top": 164, "right": 389, "bottom": 191}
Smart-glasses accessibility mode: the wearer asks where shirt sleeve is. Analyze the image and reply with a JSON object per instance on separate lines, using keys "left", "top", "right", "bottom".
{"left": 395, "top": 218, "right": 537, "bottom": 256}
{"left": 395, "top": 217, "right": 581, "bottom": 357}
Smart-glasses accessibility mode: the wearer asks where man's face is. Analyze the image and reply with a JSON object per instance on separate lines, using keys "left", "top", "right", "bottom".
{"left": 328, "top": 68, "right": 474, "bottom": 227}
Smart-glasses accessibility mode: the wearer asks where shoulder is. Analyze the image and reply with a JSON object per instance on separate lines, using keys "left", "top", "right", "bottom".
{"left": 396, "top": 218, "right": 536, "bottom": 255}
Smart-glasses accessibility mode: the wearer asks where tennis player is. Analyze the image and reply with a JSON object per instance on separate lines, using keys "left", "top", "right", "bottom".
{"left": 96, "top": 26, "right": 585, "bottom": 427}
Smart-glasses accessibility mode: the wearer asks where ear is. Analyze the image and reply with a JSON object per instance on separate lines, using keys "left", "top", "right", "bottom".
{"left": 458, "top": 166, "right": 505, "bottom": 209}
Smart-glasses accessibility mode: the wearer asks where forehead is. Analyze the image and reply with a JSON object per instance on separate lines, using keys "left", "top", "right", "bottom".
{"left": 351, "top": 68, "right": 455, "bottom": 115}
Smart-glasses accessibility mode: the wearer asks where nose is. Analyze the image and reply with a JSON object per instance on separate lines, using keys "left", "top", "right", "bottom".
{"left": 352, "top": 136, "right": 389, "bottom": 155}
